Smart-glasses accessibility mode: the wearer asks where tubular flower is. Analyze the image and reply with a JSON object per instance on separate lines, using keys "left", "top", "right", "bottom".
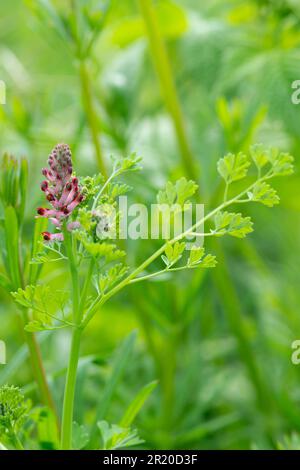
{"left": 37, "top": 144, "right": 84, "bottom": 241}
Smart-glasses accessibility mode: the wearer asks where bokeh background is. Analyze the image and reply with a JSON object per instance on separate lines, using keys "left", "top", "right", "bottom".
{"left": 1, "top": 0, "right": 300, "bottom": 449}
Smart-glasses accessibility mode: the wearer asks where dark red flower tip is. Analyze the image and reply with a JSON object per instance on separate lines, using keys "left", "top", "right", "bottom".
{"left": 41, "top": 181, "right": 48, "bottom": 191}
{"left": 63, "top": 207, "right": 69, "bottom": 215}
{"left": 78, "top": 194, "right": 84, "bottom": 202}
{"left": 72, "top": 177, "right": 78, "bottom": 185}
{"left": 42, "top": 168, "right": 48, "bottom": 177}
{"left": 66, "top": 182, "right": 72, "bottom": 191}
{"left": 37, "top": 207, "right": 46, "bottom": 215}
{"left": 47, "top": 194, "right": 55, "bottom": 202}
{"left": 42, "top": 231, "right": 51, "bottom": 241}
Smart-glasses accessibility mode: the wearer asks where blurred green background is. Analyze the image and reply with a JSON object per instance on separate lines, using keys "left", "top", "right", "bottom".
{"left": 1, "top": 0, "right": 300, "bottom": 450}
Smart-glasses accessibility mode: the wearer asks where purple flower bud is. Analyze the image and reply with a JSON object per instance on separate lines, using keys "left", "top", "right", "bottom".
{"left": 41, "top": 181, "right": 48, "bottom": 192}
{"left": 42, "top": 231, "right": 64, "bottom": 242}
{"left": 37, "top": 207, "right": 46, "bottom": 216}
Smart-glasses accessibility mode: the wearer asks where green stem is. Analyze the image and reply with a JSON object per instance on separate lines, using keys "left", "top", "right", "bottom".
{"left": 70, "top": 0, "right": 107, "bottom": 178}
{"left": 60, "top": 327, "right": 82, "bottom": 450}
{"left": 61, "top": 228, "right": 83, "bottom": 449}
{"left": 224, "top": 182, "right": 229, "bottom": 202}
{"left": 79, "top": 258, "right": 95, "bottom": 312}
{"left": 137, "top": 0, "right": 198, "bottom": 182}
{"left": 64, "top": 229, "right": 80, "bottom": 323}
{"left": 79, "top": 60, "right": 108, "bottom": 179}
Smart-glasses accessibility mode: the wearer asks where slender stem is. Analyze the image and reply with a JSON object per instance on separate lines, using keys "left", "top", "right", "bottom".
{"left": 79, "top": 258, "right": 95, "bottom": 312}
{"left": 129, "top": 268, "right": 168, "bottom": 284}
{"left": 79, "top": 59, "right": 108, "bottom": 179}
{"left": 129, "top": 265, "right": 201, "bottom": 284}
{"left": 64, "top": 229, "right": 80, "bottom": 323}
{"left": 137, "top": 0, "right": 198, "bottom": 183}
{"left": 70, "top": 0, "right": 107, "bottom": 178}
{"left": 60, "top": 327, "right": 82, "bottom": 450}
{"left": 92, "top": 171, "right": 116, "bottom": 210}
{"left": 224, "top": 182, "right": 229, "bottom": 202}
{"left": 189, "top": 232, "right": 215, "bottom": 237}
{"left": 61, "top": 229, "right": 83, "bottom": 449}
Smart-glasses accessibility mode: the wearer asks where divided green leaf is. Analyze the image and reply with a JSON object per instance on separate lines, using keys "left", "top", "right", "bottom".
{"left": 11, "top": 285, "right": 70, "bottom": 331}
{"left": 250, "top": 144, "right": 269, "bottom": 169}
{"left": 98, "top": 421, "right": 143, "bottom": 450}
{"left": 248, "top": 181, "right": 279, "bottom": 207}
{"left": 270, "top": 151, "right": 294, "bottom": 176}
{"left": 214, "top": 211, "right": 253, "bottom": 238}
{"left": 157, "top": 177, "right": 198, "bottom": 207}
{"left": 72, "top": 422, "right": 89, "bottom": 450}
{"left": 217, "top": 152, "right": 250, "bottom": 184}
{"left": 162, "top": 241, "right": 186, "bottom": 267}
{"left": 113, "top": 153, "right": 142, "bottom": 175}
{"left": 187, "top": 247, "right": 217, "bottom": 268}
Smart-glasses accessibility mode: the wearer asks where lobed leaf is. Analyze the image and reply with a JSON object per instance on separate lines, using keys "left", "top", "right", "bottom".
{"left": 187, "top": 247, "right": 217, "bottom": 268}
{"left": 248, "top": 181, "right": 279, "bottom": 207}
{"left": 250, "top": 144, "right": 269, "bottom": 169}
{"left": 157, "top": 177, "right": 198, "bottom": 207}
{"left": 97, "top": 421, "right": 143, "bottom": 450}
{"left": 214, "top": 211, "right": 253, "bottom": 238}
{"left": 162, "top": 241, "right": 186, "bottom": 267}
{"left": 217, "top": 152, "right": 250, "bottom": 184}
{"left": 270, "top": 150, "right": 294, "bottom": 176}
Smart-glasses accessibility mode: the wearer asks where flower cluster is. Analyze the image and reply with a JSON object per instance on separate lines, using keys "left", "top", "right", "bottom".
{"left": 37, "top": 144, "right": 83, "bottom": 241}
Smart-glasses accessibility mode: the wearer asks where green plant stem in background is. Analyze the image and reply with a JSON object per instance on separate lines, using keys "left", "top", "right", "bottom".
{"left": 70, "top": 0, "right": 107, "bottom": 177}
{"left": 23, "top": 315, "right": 58, "bottom": 421}
{"left": 137, "top": 0, "right": 198, "bottom": 183}
{"left": 79, "top": 60, "right": 108, "bottom": 179}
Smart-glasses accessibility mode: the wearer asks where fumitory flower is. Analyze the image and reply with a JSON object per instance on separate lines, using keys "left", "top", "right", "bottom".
{"left": 37, "top": 144, "right": 84, "bottom": 241}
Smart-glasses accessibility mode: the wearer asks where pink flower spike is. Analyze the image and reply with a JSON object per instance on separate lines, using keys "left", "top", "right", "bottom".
{"left": 38, "top": 144, "right": 84, "bottom": 241}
